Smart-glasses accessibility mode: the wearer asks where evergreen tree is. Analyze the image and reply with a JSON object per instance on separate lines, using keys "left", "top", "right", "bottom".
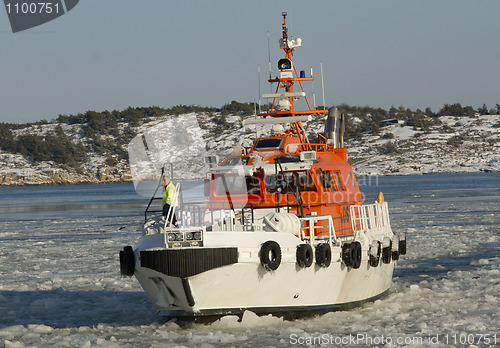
{"left": 0, "top": 123, "right": 15, "bottom": 151}
{"left": 477, "top": 104, "right": 488, "bottom": 115}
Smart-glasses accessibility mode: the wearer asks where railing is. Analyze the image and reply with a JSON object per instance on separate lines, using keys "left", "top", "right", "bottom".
{"left": 162, "top": 201, "right": 255, "bottom": 232}
{"left": 179, "top": 204, "right": 206, "bottom": 228}
{"left": 284, "top": 142, "right": 336, "bottom": 154}
{"left": 350, "top": 201, "right": 392, "bottom": 238}
{"left": 299, "top": 215, "right": 337, "bottom": 245}
{"left": 204, "top": 202, "right": 255, "bottom": 231}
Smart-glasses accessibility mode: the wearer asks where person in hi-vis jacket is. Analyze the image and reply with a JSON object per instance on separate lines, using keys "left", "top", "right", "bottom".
{"left": 162, "top": 176, "right": 177, "bottom": 226}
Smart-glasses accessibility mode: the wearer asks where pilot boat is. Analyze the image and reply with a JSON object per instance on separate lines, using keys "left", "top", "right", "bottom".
{"left": 120, "top": 13, "right": 406, "bottom": 320}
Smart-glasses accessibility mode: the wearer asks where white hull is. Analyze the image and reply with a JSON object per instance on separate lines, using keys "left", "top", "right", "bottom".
{"left": 131, "top": 231, "right": 395, "bottom": 318}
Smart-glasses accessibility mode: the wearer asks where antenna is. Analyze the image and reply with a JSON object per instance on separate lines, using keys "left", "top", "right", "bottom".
{"left": 267, "top": 30, "right": 272, "bottom": 81}
{"left": 321, "top": 61, "right": 326, "bottom": 109}
{"left": 258, "top": 65, "right": 262, "bottom": 113}
{"left": 311, "top": 67, "right": 316, "bottom": 109}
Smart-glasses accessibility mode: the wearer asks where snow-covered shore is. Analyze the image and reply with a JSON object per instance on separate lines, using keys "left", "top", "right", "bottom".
{"left": 349, "top": 115, "right": 500, "bottom": 176}
{"left": 1, "top": 113, "right": 499, "bottom": 186}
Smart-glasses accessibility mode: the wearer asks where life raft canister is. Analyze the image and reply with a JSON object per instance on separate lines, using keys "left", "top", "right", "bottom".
{"left": 120, "top": 245, "right": 135, "bottom": 276}
{"left": 259, "top": 240, "right": 282, "bottom": 271}
{"left": 315, "top": 243, "right": 332, "bottom": 267}
{"left": 369, "top": 241, "right": 381, "bottom": 267}
{"left": 296, "top": 243, "right": 314, "bottom": 268}
{"left": 382, "top": 237, "right": 392, "bottom": 264}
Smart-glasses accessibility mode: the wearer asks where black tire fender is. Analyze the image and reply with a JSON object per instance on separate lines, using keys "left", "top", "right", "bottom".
{"left": 315, "top": 243, "right": 332, "bottom": 268}
{"left": 398, "top": 232, "right": 407, "bottom": 255}
{"left": 351, "top": 241, "right": 362, "bottom": 269}
{"left": 342, "top": 243, "right": 352, "bottom": 267}
{"left": 259, "top": 240, "right": 282, "bottom": 271}
{"left": 382, "top": 237, "right": 392, "bottom": 264}
{"left": 392, "top": 234, "right": 400, "bottom": 261}
{"left": 296, "top": 243, "right": 314, "bottom": 268}
{"left": 369, "top": 241, "right": 381, "bottom": 267}
{"left": 120, "top": 245, "right": 135, "bottom": 276}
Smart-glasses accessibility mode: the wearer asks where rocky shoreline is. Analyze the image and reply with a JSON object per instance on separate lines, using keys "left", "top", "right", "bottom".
{"left": 2, "top": 154, "right": 497, "bottom": 187}
{"left": 0, "top": 153, "right": 132, "bottom": 186}
{"left": 1, "top": 113, "right": 499, "bottom": 186}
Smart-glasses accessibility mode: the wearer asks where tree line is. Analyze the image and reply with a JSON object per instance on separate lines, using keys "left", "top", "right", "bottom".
{"left": 0, "top": 102, "right": 256, "bottom": 170}
{"left": 343, "top": 103, "right": 500, "bottom": 140}
{"left": 0, "top": 101, "right": 498, "bottom": 170}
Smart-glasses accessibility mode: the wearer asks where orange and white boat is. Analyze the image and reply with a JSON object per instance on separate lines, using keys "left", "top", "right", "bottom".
{"left": 120, "top": 13, "right": 406, "bottom": 320}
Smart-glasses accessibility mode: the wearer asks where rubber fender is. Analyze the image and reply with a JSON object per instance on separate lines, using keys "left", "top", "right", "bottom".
{"left": 259, "top": 240, "right": 282, "bottom": 271}
{"left": 342, "top": 243, "right": 353, "bottom": 267}
{"left": 391, "top": 234, "right": 400, "bottom": 261}
{"left": 369, "top": 241, "right": 381, "bottom": 267}
{"left": 120, "top": 246, "right": 135, "bottom": 276}
{"left": 398, "top": 232, "right": 407, "bottom": 255}
{"left": 382, "top": 237, "right": 392, "bottom": 264}
{"left": 315, "top": 243, "right": 332, "bottom": 267}
{"left": 296, "top": 243, "right": 314, "bottom": 268}
{"left": 351, "top": 241, "right": 362, "bottom": 269}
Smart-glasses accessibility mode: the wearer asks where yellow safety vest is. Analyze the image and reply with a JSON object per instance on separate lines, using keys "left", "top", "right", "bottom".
{"left": 162, "top": 181, "right": 177, "bottom": 205}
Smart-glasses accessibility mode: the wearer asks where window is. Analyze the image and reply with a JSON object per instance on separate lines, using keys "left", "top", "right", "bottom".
{"left": 316, "top": 172, "right": 323, "bottom": 189}
{"left": 274, "top": 154, "right": 300, "bottom": 163}
{"left": 348, "top": 171, "right": 358, "bottom": 189}
{"left": 317, "top": 170, "right": 344, "bottom": 191}
{"left": 215, "top": 175, "right": 261, "bottom": 196}
{"left": 325, "top": 171, "right": 333, "bottom": 190}
{"left": 317, "top": 171, "right": 333, "bottom": 190}
{"left": 254, "top": 138, "right": 283, "bottom": 150}
{"left": 265, "top": 171, "right": 316, "bottom": 193}
{"left": 221, "top": 156, "right": 249, "bottom": 166}
{"left": 332, "top": 171, "right": 344, "bottom": 190}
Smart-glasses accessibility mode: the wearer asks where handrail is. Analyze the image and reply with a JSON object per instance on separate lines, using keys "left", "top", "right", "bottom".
{"left": 144, "top": 172, "right": 164, "bottom": 222}
{"left": 350, "top": 201, "right": 391, "bottom": 238}
{"left": 283, "top": 142, "right": 335, "bottom": 154}
{"left": 205, "top": 201, "right": 255, "bottom": 231}
{"left": 299, "top": 214, "right": 337, "bottom": 245}
{"left": 167, "top": 201, "right": 255, "bottom": 232}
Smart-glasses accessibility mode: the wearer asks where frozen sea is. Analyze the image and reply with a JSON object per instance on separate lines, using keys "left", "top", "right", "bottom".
{"left": 0, "top": 173, "right": 499, "bottom": 347}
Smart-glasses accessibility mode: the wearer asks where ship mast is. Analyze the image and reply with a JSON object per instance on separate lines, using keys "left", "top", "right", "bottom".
{"left": 257, "top": 12, "right": 328, "bottom": 148}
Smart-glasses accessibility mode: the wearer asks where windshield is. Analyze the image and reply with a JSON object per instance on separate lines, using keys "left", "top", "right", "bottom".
{"left": 214, "top": 175, "right": 261, "bottom": 196}
{"left": 265, "top": 171, "right": 316, "bottom": 194}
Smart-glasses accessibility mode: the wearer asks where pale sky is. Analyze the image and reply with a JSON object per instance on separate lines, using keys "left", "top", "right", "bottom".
{"left": 1, "top": 0, "right": 499, "bottom": 123}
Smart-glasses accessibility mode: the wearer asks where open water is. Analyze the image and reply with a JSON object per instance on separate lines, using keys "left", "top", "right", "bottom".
{"left": 0, "top": 173, "right": 499, "bottom": 347}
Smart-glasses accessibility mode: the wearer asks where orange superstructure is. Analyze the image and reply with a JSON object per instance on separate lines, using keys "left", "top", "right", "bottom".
{"left": 207, "top": 12, "right": 364, "bottom": 240}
